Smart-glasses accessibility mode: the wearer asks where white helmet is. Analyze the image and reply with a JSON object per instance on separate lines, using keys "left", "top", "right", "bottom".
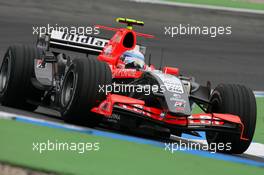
{"left": 122, "top": 49, "right": 145, "bottom": 69}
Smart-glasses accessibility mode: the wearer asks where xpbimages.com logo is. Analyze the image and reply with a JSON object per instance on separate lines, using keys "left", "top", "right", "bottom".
{"left": 32, "top": 24, "right": 100, "bottom": 36}
{"left": 32, "top": 140, "right": 100, "bottom": 154}
{"left": 164, "top": 140, "right": 232, "bottom": 153}
{"left": 164, "top": 24, "right": 232, "bottom": 38}
{"left": 98, "top": 82, "right": 184, "bottom": 96}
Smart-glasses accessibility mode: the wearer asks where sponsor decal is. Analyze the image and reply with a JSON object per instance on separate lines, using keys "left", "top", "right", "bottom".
{"left": 170, "top": 97, "right": 184, "bottom": 101}
{"left": 173, "top": 93, "right": 181, "bottom": 98}
{"left": 103, "top": 45, "right": 113, "bottom": 56}
{"left": 36, "top": 59, "right": 45, "bottom": 68}
{"left": 113, "top": 69, "right": 140, "bottom": 78}
{"left": 108, "top": 113, "right": 121, "bottom": 121}
{"left": 49, "top": 30, "right": 146, "bottom": 54}
{"left": 175, "top": 101, "right": 186, "bottom": 108}
{"left": 176, "top": 107, "right": 185, "bottom": 111}
{"left": 51, "top": 30, "right": 108, "bottom": 48}
{"left": 165, "top": 82, "right": 184, "bottom": 94}
{"left": 156, "top": 73, "right": 184, "bottom": 94}
{"left": 133, "top": 104, "right": 144, "bottom": 109}
{"left": 170, "top": 94, "right": 183, "bottom": 102}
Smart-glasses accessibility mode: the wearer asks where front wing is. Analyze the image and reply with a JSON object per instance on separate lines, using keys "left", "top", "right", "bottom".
{"left": 91, "top": 94, "right": 248, "bottom": 140}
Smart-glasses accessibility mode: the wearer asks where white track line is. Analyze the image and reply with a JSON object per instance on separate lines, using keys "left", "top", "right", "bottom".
{"left": 254, "top": 91, "right": 264, "bottom": 97}
{"left": 131, "top": 0, "right": 264, "bottom": 15}
{"left": 245, "top": 143, "right": 264, "bottom": 158}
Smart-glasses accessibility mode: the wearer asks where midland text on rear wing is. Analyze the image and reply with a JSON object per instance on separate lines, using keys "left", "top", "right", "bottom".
{"left": 37, "top": 30, "right": 146, "bottom": 55}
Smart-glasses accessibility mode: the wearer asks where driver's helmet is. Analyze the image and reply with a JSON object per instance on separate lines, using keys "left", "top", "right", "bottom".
{"left": 121, "top": 49, "right": 145, "bottom": 69}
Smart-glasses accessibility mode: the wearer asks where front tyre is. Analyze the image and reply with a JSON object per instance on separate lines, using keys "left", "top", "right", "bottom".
{"left": 206, "top": 84, "right": 256, "bottom": 154}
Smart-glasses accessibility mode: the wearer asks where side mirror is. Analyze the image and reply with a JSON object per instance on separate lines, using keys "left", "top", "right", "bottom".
{"left": 163, "top": 66, "right": 180, "bottom": 76}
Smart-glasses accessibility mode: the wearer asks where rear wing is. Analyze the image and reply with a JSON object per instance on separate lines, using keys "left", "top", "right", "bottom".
{"left": 37, "top": 30, "right": 146, "bottom": 55}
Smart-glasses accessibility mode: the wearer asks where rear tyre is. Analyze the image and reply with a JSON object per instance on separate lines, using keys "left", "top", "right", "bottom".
{"left": 0, "top": 45, "right": 43, "bottom": 111}
{"left": 60, "top": 57, "right": 112, "bottom": 126}
{"left": 206, "top": 84, "right": 256, "bottom": 154}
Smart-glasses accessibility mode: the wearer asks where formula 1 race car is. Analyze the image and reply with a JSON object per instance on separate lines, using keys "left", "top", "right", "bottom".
{"left": 0, "top": 18, "right": 256, "bottom": 154}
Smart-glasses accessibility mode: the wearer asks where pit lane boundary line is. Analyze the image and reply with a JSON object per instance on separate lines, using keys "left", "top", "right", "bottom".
{"left": 131, "top": 0, "right": 264, "bottom": 15}
{"left": 0, "top": 112, "right": 264, "bottom": 167}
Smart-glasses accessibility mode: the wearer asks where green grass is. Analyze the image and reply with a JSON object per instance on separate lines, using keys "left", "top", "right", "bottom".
{"left": 0, "top": 97, "right": 263, "bottom": 174}
{"left": 167, "top": 0, "right": 264, "bottom": 10}
{"left": 254, "top": 98, "right": 264, "bottom": 143}
{"left": 0, "top": 119, "right": 263, "bottom": 175}
{"left": 193, "top": 97, "right": 264, "bottom": 144}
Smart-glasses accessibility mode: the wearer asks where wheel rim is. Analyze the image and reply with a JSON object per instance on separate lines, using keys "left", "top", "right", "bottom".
{"left": 61, "top": 70, "right": 76, "bottom": 107}
{"left": 0, "top": 51, "right": 11, "bottom": 93}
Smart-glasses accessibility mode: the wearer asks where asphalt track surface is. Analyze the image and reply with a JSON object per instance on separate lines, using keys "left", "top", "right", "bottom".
{"left": 0, "top": 0, "right": 264, "bottom": 165}
{"left": 1, "top": 0, "right": 264, "bottom": 90}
